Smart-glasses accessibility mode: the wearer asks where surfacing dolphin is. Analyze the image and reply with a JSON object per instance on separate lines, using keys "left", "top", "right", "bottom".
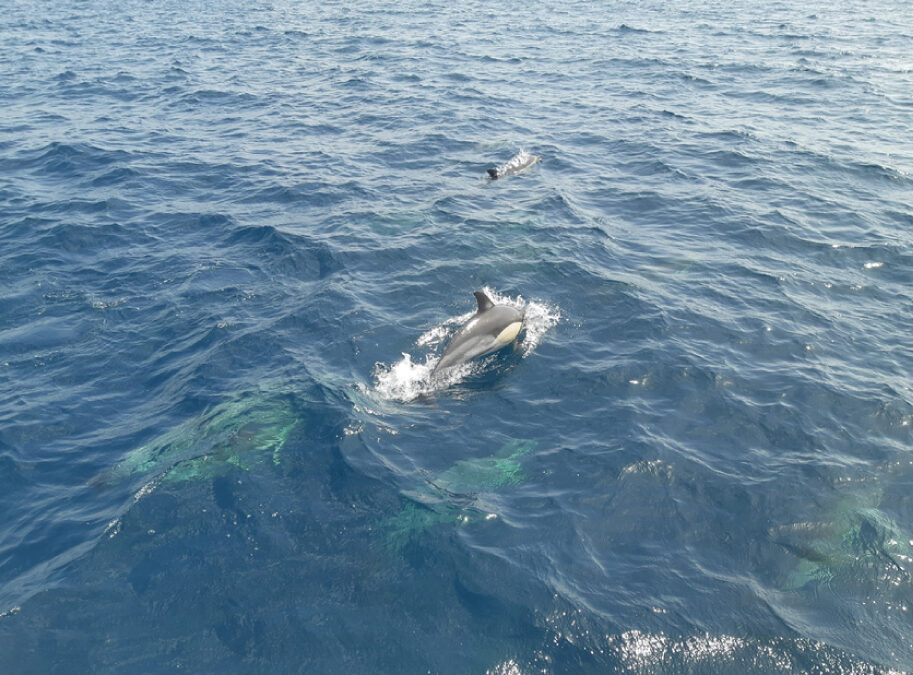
{"left": 433, "top": 291, "right": 525, "bottom": 375}
{"left": 487, "top": 150, "right": 541, "bottom": 179}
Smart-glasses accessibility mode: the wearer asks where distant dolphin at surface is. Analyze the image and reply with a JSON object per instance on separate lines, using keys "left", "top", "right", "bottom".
{"left": 487, "top": 150, "right": 541, "bottom": 179}
{"left": 433, "top": 291, "right": 525, "bottom": 374}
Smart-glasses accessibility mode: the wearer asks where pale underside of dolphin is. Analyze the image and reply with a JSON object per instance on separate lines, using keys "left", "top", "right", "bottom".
{"left": 487, "top": 150, "right": 541, "bottom": 179}
{"left": 432, "top": 291, "right": 525, "bottom": 374}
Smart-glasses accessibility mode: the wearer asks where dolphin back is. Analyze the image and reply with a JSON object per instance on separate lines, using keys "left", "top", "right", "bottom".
{"left": 487, "top": 150, "right": 541, "bottom": 179}
{"left": 433, "top": 292, "right": 525, "bottom": 373}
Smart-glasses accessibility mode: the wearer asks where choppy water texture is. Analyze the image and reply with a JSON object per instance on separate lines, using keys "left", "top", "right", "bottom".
{"left": 2, "top": 0, "right": 912, "bottom": 672}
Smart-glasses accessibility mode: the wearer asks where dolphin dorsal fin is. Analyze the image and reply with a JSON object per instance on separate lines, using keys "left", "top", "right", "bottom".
{"left": 473, "top": 291, "right": 494, "bottom": 313}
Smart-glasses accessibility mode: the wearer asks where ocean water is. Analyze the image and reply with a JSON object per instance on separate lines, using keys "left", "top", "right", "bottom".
{"left": 1, "top": 0, "right": 912, "bottom": 671}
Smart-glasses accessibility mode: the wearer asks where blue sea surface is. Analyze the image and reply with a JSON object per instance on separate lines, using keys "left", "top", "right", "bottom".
{"left": 2, "top": 0, "right": 913, "bottom": 672}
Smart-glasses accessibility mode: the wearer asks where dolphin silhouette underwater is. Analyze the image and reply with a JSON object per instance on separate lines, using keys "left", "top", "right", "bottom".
{"left": 487, "top": 150, "right": 541, "bottom": 179}
{"left": 383, "top": 439, "right": 537, "bottom": 550}
{"left": 769, "top": 477, "right": 913, "bottom": 592}
{"left": 433, "top": 291, "right": 525, "bottom": 374}
{"left": 92, "top": 388, "right": 300, "bottom": 487}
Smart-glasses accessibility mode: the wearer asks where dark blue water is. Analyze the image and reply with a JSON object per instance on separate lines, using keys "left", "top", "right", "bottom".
{"left": 2, "top": 0, "right": 913, "bottom": 672}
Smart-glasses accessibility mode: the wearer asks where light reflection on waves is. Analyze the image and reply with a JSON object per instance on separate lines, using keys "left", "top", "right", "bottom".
{"left": 485, "top": 630, "right": 904, "bottom": 674}
{"left": 605, "top": 630, "right": 901, "bottom": 674}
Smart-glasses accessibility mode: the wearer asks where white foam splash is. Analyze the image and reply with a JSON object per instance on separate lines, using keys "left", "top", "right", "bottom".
{"left": 0, "top": 606, "right": 21, "bottom": 620}
{"left": 133, "top": 478, "right": 158, "bottom": 502}
{"left": 372, "top": 352, "right": 439, "bottom": 401}
{"left": 370, "top": 288, "right": 561, "bottom": 402}
{"left": 371, "top": 352, "right": 475, "bottom": 402}
{"left": 103, "top": 517, "right": 122, "bottom": 539}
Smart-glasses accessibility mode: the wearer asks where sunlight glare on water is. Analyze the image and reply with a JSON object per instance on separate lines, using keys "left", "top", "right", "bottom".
{"left": 1, "top": 0, "right": 912, "bottom": 672}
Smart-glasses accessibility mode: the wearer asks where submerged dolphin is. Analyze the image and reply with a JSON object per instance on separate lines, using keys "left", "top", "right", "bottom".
{"left": 769, "top": 478, "right": 912, "bottom": 591}
{"left": 383, "top": 439, "right": 537, "bottom": 550}
{"left": 433, "top": 291, "right": 525, "bottom": 374}
{"left": 487, "top": 150, "right": 541, "bottom": 179}
{"left": 93, "top": 389, "right": 299, "bottom": 487}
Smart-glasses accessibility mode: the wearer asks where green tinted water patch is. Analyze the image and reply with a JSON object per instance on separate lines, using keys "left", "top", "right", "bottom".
{"left": 104, "top": 390, "right": 299, "bottom": 485}
{"left": 771, "top": 479, "right": 913, "bottom": 592}
{"left": 423, "top": 439, "right": 534, "bottom": 493}
{"left": 382, "top": 439, "right": 537, "bottom": 552}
